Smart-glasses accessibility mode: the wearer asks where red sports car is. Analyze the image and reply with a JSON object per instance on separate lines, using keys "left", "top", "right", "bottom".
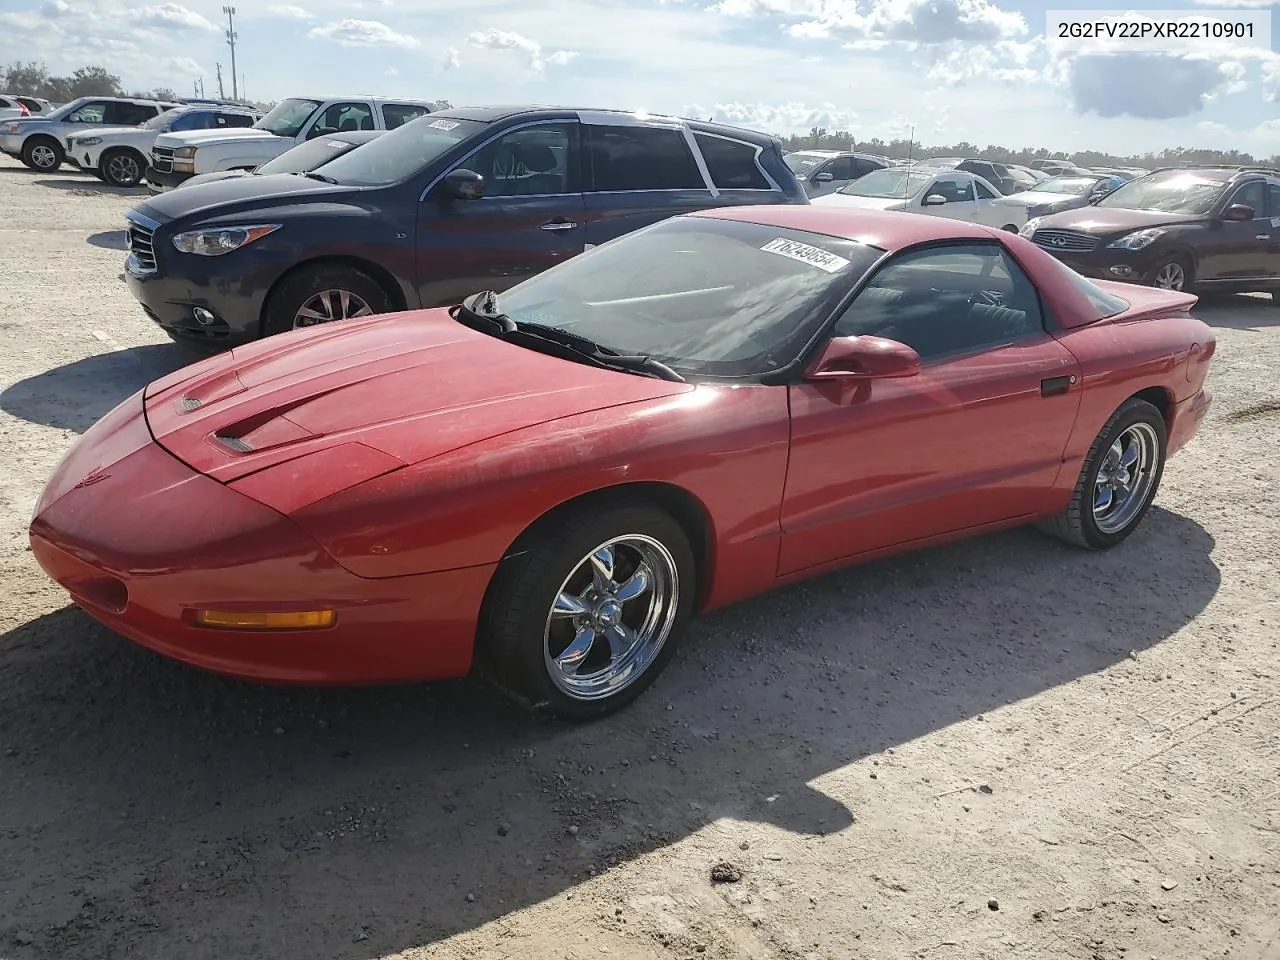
{"left": 29, "top": 206, "right": 1215, "bottom": 720}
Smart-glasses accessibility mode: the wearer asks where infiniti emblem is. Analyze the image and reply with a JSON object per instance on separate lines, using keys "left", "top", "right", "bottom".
{"left": 1049, "top": 236, "right": 1067, "bottom": 246}
{"left": 73, "top": 467, "right": 110, "bottom": 490}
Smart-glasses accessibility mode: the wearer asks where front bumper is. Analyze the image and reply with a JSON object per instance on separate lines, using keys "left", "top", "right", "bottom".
{"left": 1035, "top": 244, "right": 1162, "bottom": 284}
{"left": 145, "top": 166, "right": 192, "bottom": 192}
{"left": 29, "top": 392, "right": 492, "bottom": 684}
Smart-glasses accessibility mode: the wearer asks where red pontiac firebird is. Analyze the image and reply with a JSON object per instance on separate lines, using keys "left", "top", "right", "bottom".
{"left": 29, "top": 206, "right": 1215, "bottom": 720}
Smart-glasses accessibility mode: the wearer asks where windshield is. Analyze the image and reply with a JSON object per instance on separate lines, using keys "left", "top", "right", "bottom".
{"left": 1094, "top": 171, "right": 1228, "bottom": 214}
{"left": 839, "top": 168, "right": 932, "bottom": 199}
{"left": 488, "top": 216, "right": 882, "bottom": 379}
{"left": 1035, "top": 176, "right": 1100, "bottom": 196}
{"left": 256, "top": 136, "right": 362, "bottom": 175}
{"left": 142, "top": 108, "right": 182, "bottom": 131}
{"left": 784, "top": 152, "right": 833, "bottom": 175}
{"left": 316, "top": 115, "right": 485, "bottom": 186}
{"left": 254, "top": 98, "right": 322, "bottom": 138}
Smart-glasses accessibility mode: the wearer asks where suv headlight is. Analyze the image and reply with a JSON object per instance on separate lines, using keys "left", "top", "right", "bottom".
{"left": 171, "top": 224, "right": 281, "bottom": 256}
{"left": 1019, "top": 217, "right": 1041, "bottom": 237}
{"left": 76, "top": 136, "right": 103, "bottom": 146}
{"left": 1108, "top": 228, "right": 1165, "bottom": 250}
{"left": 2, "top": 122, "right": 18, "bottom": 134}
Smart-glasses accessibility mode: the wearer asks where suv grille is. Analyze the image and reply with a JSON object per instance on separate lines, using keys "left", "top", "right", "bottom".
{"left": 1031, "top": 229, "right": 1099, "bottom": 253}
{"left": 151, "top": 146, "right": 174, "bottom": 172}
{"left": 127, "top": 221, "right": 157, "bottom": 272}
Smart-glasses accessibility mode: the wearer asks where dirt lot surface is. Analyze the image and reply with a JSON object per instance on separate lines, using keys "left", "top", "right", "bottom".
{"left": 0, "top": 154, "right": 1278, "bottom": 960}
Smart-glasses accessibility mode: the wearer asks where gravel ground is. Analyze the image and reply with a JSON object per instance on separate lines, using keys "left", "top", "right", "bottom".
{"left": 0, "top": 154, "right": 1278, "bottom": 960}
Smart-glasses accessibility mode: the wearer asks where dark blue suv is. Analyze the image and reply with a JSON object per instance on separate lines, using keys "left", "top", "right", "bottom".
{"left": 121, "top": 106, "right": 809, "bottom": 347}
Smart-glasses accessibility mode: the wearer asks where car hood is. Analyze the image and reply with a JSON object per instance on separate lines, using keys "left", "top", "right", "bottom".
{"left": 134, "top": 172, "right": 354, "bottom": 222}
{"left": 69, "top": 125, "right": 149, "bottom": 142}
{"left": 1034, "top": 205, "right": 1201, "bottom": 235}
{"left": 143, "top": 309, "right": 693, "bottom": 487}
{"left": 156, "top": 127, "right": 277, "bottom": 147}
{"left": 1008, "top": 189, "right": 1080, "bottom": 205}
{"left": 811, "top": 193, "right": 906, "bottom": 211}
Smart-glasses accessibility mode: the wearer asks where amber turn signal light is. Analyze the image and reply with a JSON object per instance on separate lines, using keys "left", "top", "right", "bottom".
{"left": 195, "top": 609, "right": 336, "bottom": 630}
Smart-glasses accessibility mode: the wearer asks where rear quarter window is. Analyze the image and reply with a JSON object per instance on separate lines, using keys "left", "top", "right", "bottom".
{"left": 694, "top": 134, "right": 771, "bottom": 190}
{"left": 587, "top": 125, "right": 706, "bottom": 192}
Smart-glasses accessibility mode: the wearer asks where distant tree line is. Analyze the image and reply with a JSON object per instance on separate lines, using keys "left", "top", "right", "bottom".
{"left": 0, "top": 61, "right": 185, "bottom": 103}
{"left": 778, "top": 126, "right": 1279, "bottom": 170}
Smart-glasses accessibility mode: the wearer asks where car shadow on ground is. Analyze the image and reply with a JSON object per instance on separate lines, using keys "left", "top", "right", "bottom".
{"left": 0, "top": 343, "right": 202, "bottom": 432}
{"left": 1193, "top": 291, "right": 1280, "bottom": 330}
{"left": 34, "top": 177, "right": 147, "bottom": 197}
{"left": 0, "top": 508, "right": 1220, "bottom": 959}
{"left": 86, "top": 229, "right": 126, "bottom": 251}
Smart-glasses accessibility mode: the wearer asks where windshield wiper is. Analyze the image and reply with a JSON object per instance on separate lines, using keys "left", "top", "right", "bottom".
{"left": 456, "top": 290, "right": 516, "bottom": 333}
{"left": 511, "top": 321, "right": 686, "bottom": 383}
{"left": 302, "top": 171, "right": 339, "bottom": 184}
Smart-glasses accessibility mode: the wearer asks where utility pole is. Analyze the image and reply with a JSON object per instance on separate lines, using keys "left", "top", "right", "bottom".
{"left": 223, "top": 5, "right": 239, "bottom": 101}
{"left": 215, "top": 62, "right": 225, "bottom": 100}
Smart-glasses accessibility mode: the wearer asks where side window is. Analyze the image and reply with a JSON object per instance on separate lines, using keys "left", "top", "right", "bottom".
{"left": 586, "top": 124, "right": 705, "bottom": 192}
{"left": 308, "top": 101, "right": 374, "bottom": 137}
{"left": 383, "top": 103, "right": 432, "bottom": 129}
{"left": 219, "top": 112, "right": 257, "bottom": 128}
{"left": 66, "top": 101, "right": 107, "bottom": 123}
{"left": 973, "top": 178, "right": 998, "bottom": 200}
{"left": 832, "top": 244, "right": 1044, "bottom": 361}
{"left": 1267, "top": 183, "right": 1280, "bottom": 219}
{"left": 463, "top": 122, "right": 578, "bottom": 197}
{"left": 852, "top": 157, "right": 883, "bottom": 178}
{"left": 693, "top": 133, "right": 770, "bottom": 189}
{"left": 827, "top": 156, "right": 857, "bottom": 180}
{"left": 104, "top": 102, "right": 157, "bottom": 125}
{"left": 1229, "top": 181, "right": 1266, "bottom": 217}
{"left": 930, "top": 177, "right": 974, "bottom": 203}
{"left": 170, "top": 111, "right": 214, "bottom": 132}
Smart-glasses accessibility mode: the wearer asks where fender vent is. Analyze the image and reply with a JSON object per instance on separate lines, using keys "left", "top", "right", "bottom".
{"left": 180, "top": 396, "right": 201, "bottom": 411}
{"left": 216, "top": 435, "right": 254, "bottom": 452}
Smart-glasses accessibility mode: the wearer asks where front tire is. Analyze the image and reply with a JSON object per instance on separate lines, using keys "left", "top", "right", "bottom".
{"left": 261, "top": 264, "right": 394, "bottom": 339}
{"left": 1144, "top": 254, "right": 1194, "bottom": 292}
{"left": 22, "top": 136, "right": 62, "bottom": 172}
{"left": 477, "top": 497, "right": 696, "bottom": 721}
{"left": 101, "top": 148, "right": 145, "bottom": 187}
{"left": 1036, "top": 397, "right": 1167, "bottom": 549}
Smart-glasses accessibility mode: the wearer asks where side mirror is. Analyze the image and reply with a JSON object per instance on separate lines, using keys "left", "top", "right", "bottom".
{"left": 1222, "top": 203, "right": 1254, "bottom": 221}
{"left": 439, "top": 168, "right": 485, "bottom": 200}
{"left": 922, "top": 194, "right": 948, "bottom": 206}
{"left": 804, "top": 335, "right": 922, "bottom": 381}
{"left": 814, "top": 172, "right": 834, "bottom": 183}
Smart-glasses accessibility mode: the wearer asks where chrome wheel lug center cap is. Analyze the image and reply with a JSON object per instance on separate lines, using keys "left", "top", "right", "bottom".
{"left": 595, "top": 598, "right": 622, "bottom": 627}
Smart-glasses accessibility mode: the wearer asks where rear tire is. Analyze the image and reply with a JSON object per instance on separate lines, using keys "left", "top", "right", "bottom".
{"left": 1144, "top": 254, "right": 1194, "bottom": 293}
{"left": 261, "top": 264, "right": 394, "bottom": 339}
{"left": 1036, "top": 397, "right": 1167, "bottom": 549}
{"left": 21, "top": 135, "right": 62, "bottom": 172}
{"left": 476, "top": 496, "right": 696, "bottom": 722}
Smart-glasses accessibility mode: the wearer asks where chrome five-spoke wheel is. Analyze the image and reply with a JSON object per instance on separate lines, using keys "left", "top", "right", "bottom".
{"left": 544, "top": 535, "right": 679, "bottom": 702}
{"left": 292, "top": 289, "right": 374, "bottom": 328}
{"left": 1092, "top": 422, "right": 1160, "bottom": 534}
{"left": 1152, "top": 261, "right": 1186, "bottom": 290}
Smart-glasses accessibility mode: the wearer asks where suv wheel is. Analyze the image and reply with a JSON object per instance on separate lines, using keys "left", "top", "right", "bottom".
{"left": 261, "top": 264, "right": 394, "bottom": 339}
{"left": 101, "top": 148, "right": 145, "bottom": 187}
{"left": 1145, "top": 255, "right": 1194, "bottom": 292}
{"left": 22, "top": 136, "right": 62, "bottom": 172}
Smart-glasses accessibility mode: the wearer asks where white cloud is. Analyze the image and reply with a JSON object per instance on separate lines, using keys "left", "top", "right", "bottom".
{"left": 384, "top": 66, "right": 399, "bottom": 76}
{"left": 39, "top": 0, "right": 73, "bottom": 17}
{"left": 443, "top": 45, "right": 461, "bottom": 70}
{"left": 306, "top": 18, "right": 419, "bottom": 48}
{"left": 267, "top": 4, "right": 313, "bottom": 18}
{"left": 1255, "top": 118, "right": 1280, "bottom": 139}
{"left": 1186, "top": 0, "right": 1278, "bottom": 5}
{"left": 717, "top": 0, "right": 1028, "bottom": 45}
{"left": 136, "top": 2, "right": 215, "bottom": 31}
{"left": 1196, "top": 120, "right": 1232, "bottom": 137}
{"left": 466, "top": 28, "right": 577, "bottom": 77}
{"left": 683, "top": 100, "right": 858, "bottom": 132}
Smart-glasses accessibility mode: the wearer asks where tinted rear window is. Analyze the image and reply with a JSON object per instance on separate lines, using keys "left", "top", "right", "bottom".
{"left": 694, "top": 134, "right": 771, "bottom": 190}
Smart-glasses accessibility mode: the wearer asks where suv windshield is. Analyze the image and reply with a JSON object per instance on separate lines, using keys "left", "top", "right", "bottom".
{"left": 257, "top": 136, "right": 364, "bottom": 175}
{"left": 784, "top": 152, "right": 833, "bottom": 175}
{"left": 1094, "top": 171, "right": 1229, "bottom": 215}
{"left": 255, "top": 98, "right": 322, "bottom": 138}
{"left": 1036, "top": 176, "right": 1099, "bottom": 196}
{"left": 839, "top": 168, "right": 932, "bottom": 199}
{"left": 488, "top": 216, "right": 881, "bottom": 379}
{"left": 316, "top": 115, "right": 485, "bottom": 186}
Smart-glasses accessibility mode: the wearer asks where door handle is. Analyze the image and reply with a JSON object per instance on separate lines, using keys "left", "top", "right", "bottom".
{"left": 1256, "top": 233, "right": 1271, "bottom": 240}
{"left": 540, "top": 220, "right": 579, "bottom": 231}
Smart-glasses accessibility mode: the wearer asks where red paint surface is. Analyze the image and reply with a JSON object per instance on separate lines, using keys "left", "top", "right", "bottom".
{"left": 30, "top": 208, "right": 1215, "bottom": 684}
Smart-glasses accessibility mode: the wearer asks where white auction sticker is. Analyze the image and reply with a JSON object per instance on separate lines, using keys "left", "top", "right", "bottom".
{"left": 760, "top": 237, "right": 851, "bottom": 273}
{"left": 428, "top": 118, "right": 460, "bottom": 130}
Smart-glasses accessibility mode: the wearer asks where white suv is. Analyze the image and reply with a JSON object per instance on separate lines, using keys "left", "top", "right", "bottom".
{"left": 67, "top": 104, "right": 262, "bottom": 187}
{"left": 0, "top": 96, "right": 181, "bottom": 172}
{"left": 146, "top": 95, "right": 442, "bottom": 193}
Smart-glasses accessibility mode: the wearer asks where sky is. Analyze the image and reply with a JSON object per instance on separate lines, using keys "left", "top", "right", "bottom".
{"left": 0, "top": 0, "right": 1278, "bottom": 156}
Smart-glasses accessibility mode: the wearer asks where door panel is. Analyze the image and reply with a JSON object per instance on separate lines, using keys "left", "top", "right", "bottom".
{"left": 416, "top": 121, "right": 586, "bottom": 306}
{"left": 780, "top": 335, "right": 1081, "bottom": 575}
{"left": 1199, "top": 181, "right": 1270, "bottom": 280}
